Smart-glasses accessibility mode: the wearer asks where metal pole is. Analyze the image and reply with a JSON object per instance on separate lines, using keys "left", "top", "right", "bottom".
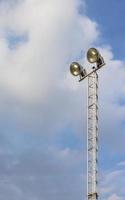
{"left": 87, "top": 71, "right": 98, "bottom": 200}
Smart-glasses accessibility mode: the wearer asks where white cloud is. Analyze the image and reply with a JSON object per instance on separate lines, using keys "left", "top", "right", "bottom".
{"left": 100, "top": 163, "right": 125, "bottom": 200}
{"left": 0, "top": 0, "right": 100, "bottom": 136}
{"left": 0, "top": 0, "right": 99, "bottom": 199}
{"left": 0, "top": 145, "right": 83, "bottom": 200}
{"left": 107, "top": 194, "right": 123, "bottom": 200}
{"left": 0, "top": 0, "right": 125, "bottom": 200}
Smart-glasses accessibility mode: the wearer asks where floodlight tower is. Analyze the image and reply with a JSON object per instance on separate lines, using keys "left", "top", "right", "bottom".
{"left": 70, "top": 48, "right": 105, "bottom": 200}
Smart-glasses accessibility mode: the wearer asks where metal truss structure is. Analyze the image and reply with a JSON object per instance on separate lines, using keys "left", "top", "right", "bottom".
{"left": 87, "top": 71, "right": 98, "bottom": 200}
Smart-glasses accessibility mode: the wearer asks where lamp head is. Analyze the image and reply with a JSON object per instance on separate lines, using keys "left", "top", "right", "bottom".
{"left": 87, "top": 47, "right": 105, "bottom": 67}
{"left": 70, "top": 62, "right": 82, "bottom": 76}
{"left": 70, "top": 62, "right": 87, "bottom": 81}
{"left": 87, "top": 48, "right": 100, "bottom": 63}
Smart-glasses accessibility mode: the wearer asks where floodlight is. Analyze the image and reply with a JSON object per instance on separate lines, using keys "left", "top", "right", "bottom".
{"left": 87, "top": 48, "right": 100, "bottom": 63}
{"left": 70, "top": 62, "right": 82, "bottom": 76}
{"left": 87, "top": 48, "right": 105, "bottom": 67}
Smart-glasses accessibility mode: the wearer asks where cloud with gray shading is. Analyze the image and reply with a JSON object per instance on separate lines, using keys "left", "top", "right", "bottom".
{"left": 0, "top": 0, "right": 125, "bottom": 200}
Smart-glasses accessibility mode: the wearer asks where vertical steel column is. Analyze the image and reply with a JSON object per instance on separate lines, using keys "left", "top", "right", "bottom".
{"left": 87, "top": 71, "right": 98, "bottom": 200}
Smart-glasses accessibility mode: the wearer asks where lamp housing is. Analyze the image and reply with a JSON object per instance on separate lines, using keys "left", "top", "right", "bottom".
{"left": 87, "top": 48, "right": 104, "bottom": 67}
{"left": 70, "top": 62, "right": 86, "bottom": 77}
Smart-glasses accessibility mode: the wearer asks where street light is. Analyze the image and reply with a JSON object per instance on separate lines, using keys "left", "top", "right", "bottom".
{"left": 69, "top": 48, "right": 105, "bottom": 200}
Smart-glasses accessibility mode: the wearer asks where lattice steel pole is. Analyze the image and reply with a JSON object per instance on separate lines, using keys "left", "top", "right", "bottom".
{"left": 87, "top": 71, "right": 98, "bottom": 200}
{"left": 69, "top": 47, "right": 105, "bottom": 200}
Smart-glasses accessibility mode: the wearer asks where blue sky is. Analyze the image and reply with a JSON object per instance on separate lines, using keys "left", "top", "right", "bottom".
{"left": 0, "top": 0, "right": 125, "bottom": 200}
{"left": 86, "top": 0, "right": 125, "bottom": 60}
